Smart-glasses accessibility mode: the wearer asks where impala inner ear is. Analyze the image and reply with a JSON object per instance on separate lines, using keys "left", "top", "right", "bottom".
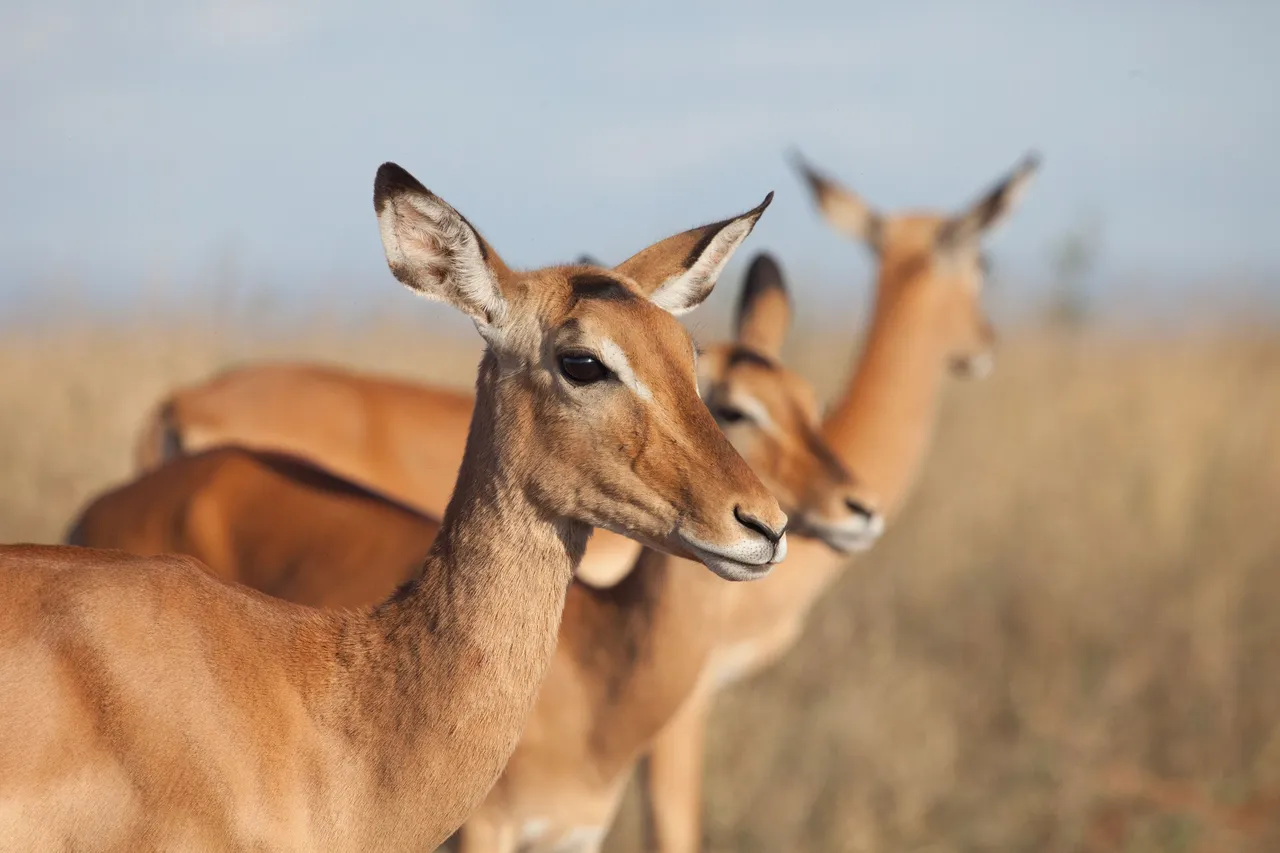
{"left": 373, "top": 162, "right": 513, "bottom": 328}
{"left": 941, "top": 152, "right": 1041, "bottom": 249}
{"left": 614, "top": 192, "right": 774, "bottom": 316}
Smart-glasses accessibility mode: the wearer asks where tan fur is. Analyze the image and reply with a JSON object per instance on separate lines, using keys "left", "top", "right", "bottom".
{"left": 69, "top": 448, "right": 441, "bottom": 607}
{"left": 131, "top": 363, "right": 644, "bottom": 587}
{"left": 0, "top": 162, "right": 782, "bottom": 851}
{"left": 70, "top": 260, "right": 881, "bottom": 853}
{"left": 450, "top": 260, "right": 880, "bottom": 853}
{"left": 641, "top": 153, "right": 1040, "bottom": 853}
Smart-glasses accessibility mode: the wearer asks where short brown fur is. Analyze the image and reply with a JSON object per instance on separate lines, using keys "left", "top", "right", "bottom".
{"left": 68, "top": 447, "right": 440, "bottom": 607}
{"left": 640, "top": 153, "right": 1040, "bottom": 853}
{"left": 0, "top": 162, "right": 782, "bottom": 851}
{"left": 69, "top": 261, "right": 880, "bottom": 853}
{"left": 450, "top": 256, "right": 880, "bottom": 853}
{"left": 131, "top": 363, "right": 645, "bottom": 587}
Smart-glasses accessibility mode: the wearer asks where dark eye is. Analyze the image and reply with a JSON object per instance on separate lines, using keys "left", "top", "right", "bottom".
{"left": 713, "top": 406, "right": 749, "bottom": 425}
{"left": 559, "top": 353, "right": 609, "bottom": 385}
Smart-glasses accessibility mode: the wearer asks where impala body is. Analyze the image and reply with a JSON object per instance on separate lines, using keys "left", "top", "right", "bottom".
{"left": 105, "top": 151, "right": 1039, "bottom": 852}
{"left": 453, "top": 254, "right": 883, "bottom": 852}
{"left": 641, "top": 153, "right": 1040, "bottom": 853}
{"left": 68, "top": 447, "right": 441, "bottom": 607}
{"left": 70, "top": 255, "right": 884, "bottom": 853}
{"left": 134, "top": 361, "right": 642, "bottom": 590}
{"left": 0, "top": 162, "right": 783, "bottom": 851}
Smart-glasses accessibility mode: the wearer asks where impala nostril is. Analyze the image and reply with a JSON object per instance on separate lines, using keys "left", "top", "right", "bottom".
{"left": 845, "top": 498, "right": 876, "bottom": 522}
{"left": 734, "top": 505, "right": 784, "bottom": 544}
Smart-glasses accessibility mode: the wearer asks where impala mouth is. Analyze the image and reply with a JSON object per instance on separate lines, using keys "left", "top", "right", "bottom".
{"left": 800, "top": 512, "right": 886, "bottom": 554}
{"left": 677, "top": 530, "right": 786, "bottom": 582}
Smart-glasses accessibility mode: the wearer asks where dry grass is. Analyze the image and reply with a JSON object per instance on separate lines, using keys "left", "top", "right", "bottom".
{"left": 2, "top": 312, "right": 1279, "bottom": 852}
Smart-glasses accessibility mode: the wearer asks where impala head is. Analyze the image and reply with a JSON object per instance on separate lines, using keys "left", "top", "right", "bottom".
{"left": 698, "top": 253, "right": 883, "bottom": 554}
{"left": 374, "top": 163, "right": 787, "bottom": 581}
{"left": 793, "top": 151, "right": 1039, "bottom": 378}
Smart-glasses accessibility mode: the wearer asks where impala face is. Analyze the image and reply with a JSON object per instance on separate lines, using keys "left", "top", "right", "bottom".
{"left": 793, "top": 151, "right": 1040, "bottom": 379}
{"left": 699, "top": 253, "right": 883, "bottom": 554}
{"left": 874, "top": 214, "right": 1000, "bottom": 379}
{"left": 375, "top": 164, "right": 788, "bottom": 581}
{"left": 521, "top": 266, "right": 791, "bottom": 580}
{"left": 701, "top": 348, "right": 883, "bottom": 552}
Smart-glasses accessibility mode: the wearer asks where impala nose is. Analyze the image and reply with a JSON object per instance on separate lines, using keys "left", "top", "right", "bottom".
{"left": 733, "top": 505, "right": 788, "bottom": 564}
{"left": 734, "top": 505, "right": 784, "bottom": 544}
{"left": 845, "top": 498, "right": 876, "bottom": 522}
{"left": 839, "top": 493, "right": 885, "bottom": 549}
{"left": 677, "top": 503, "right": 788, "bottom": 580}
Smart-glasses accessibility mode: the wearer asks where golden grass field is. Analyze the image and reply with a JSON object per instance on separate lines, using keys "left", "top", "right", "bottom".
{"left": 2, "top": 307, "right": 1278, "bottom": 852}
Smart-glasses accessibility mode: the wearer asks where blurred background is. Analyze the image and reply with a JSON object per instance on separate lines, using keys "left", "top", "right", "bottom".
{"left": 2, "top": 1, "right": 1279, "bottom": 850}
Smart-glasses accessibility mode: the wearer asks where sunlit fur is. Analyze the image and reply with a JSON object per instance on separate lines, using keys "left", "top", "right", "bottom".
{"left": 641, "top": 156, "right": 1040, "bottom": 853}
{"left": 124, "top": 190, "right": 784, "bottom": 589}
{"left": 450, "top": 255, "right": 882, "bottom": 853}
{"left": 0, "top": 163, "right": 781, "bottom": 852}
{"left": 66, "top": 255, "right": 882, "bottom": 853}
{"left": 129, "top": 363, "right": 646, "bottom": 588}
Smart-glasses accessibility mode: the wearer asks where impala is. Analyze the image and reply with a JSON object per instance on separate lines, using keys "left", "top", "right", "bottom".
{"left": 71, "top": 253, "right": 882, "bottom": 852}
{"left": 0, "top": 162, "right": 784, "bottom": 851}
{"left": 639, "top": 152, "right": 1041, "bottom": 853}
{"left": 450, "top": 252, "right": 882, "bottom": 853}
{"left": 133, "top": 364, "right": 643, "bottom": 587}
{"left": 68, "top": 447, "right": 443, "bottom": 608}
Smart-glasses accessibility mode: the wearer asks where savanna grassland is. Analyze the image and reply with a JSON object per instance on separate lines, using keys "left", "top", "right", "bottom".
{"left": 2, "top": 302, "right": 1278, "bottom": 852}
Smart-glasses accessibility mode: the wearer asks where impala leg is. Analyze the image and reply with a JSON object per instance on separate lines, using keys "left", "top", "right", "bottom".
{"left": 640, "top": 690, "right": 712, "bottom": 853}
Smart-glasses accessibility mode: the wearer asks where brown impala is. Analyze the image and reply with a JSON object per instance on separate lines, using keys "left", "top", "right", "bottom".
{"left": 640, "top": 152, "right": 1041, "bottom": 853}
{"left": 0, "top": 162, "right": 785, "bottom": 851}
{"left": 69, "top": 255, "right": 885, "bottom": 852}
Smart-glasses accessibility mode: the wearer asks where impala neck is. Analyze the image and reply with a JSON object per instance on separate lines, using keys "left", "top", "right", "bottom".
{"left": 574, "top": 549, "right": 724, "bottom": 770}
{"left": 348, "top": 351, "right": 582, "bottom": 831}
{"left": 821, "top": 281, "right": 953, "bottom": 519}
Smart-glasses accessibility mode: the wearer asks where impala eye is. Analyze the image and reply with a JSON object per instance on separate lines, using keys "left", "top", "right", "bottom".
{"left": 713, "top": 405, "right": 749, "bottom": 425}
{"left": 559, "top": 353, "right": 609, "bottom": 385}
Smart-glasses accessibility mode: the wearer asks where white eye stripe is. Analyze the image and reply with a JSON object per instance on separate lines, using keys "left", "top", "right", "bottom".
{"left": 598, "top": 337, "right": 653, "bottom": 401}
{"left": 725, "top": 394, "right": 777, "bottom": 434}
{"left": 693, "top": 348, "right": 702, "bottom": 399}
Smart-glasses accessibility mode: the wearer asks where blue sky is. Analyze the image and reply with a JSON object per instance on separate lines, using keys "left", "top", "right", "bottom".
{"left": 2, "top": 0, "right": 1277, "bottom": 315}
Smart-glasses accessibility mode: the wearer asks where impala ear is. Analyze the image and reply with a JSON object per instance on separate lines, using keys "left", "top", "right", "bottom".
{"left": 734, "top": 252, "right": 792, "bottom": 359}
{"left": 374, "top": 162, "right": 512, "bottom": 328}
{"left": 614, "top": 193, "right": 773, "bottom": 316}
{"left": 937, "top": 152, "right": 1040, "bottom": 255}
{"left": 791, "top": 150, "right": 883, "bottom": 252}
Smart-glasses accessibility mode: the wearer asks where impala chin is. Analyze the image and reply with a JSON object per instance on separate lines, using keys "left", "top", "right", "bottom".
{"left": 675, "top": 529, "right": 786, "bottom": 582}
